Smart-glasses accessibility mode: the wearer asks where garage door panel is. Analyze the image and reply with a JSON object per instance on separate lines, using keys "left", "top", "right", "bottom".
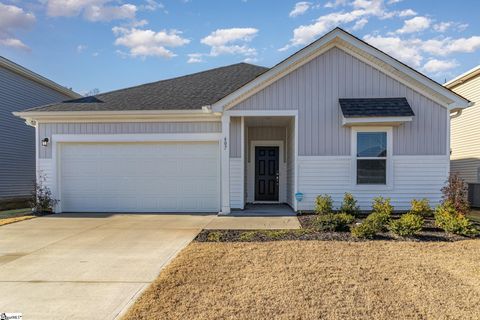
{"left": 60, "top": 142, "right": 219, "bottom": 212}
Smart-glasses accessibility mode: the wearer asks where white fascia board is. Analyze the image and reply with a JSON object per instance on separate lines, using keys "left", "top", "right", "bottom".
{"left": 52, "top": 133, "right": 221, "bottom": 143}
{"left": 13, "top": 109, "right": 220, "bottom": 123}
{"left": 213, "top": 28, "right": 469, "bottom": 113}
{"left": 0, "top": 56, "right": 80, "bottom": 99}
{"left": 444, "top": 65, "right": 480, "bottom": 88}
{"left": 342, "top": 116, "right": 413, "bottom": 126}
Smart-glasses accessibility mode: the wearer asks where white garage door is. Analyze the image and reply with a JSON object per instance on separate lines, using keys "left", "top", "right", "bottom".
{"left": 59, "top": 142, "right": 219, "bottom": 212}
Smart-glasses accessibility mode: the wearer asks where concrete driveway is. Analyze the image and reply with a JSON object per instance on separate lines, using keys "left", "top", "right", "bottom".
{"left": 0, "top": 212, "right": 300, "bottom": 319}
{"left": 0, "top": 213, "right": 217, "bottom": 319}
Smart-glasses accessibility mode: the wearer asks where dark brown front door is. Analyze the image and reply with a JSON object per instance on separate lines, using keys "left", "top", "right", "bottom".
{"left": 255, "top": 146, "right": 279, "bottom": 201}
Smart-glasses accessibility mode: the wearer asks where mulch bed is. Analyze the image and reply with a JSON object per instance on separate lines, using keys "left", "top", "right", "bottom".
{"left": 195, "top": 214, "right": 478, "bottom": 243}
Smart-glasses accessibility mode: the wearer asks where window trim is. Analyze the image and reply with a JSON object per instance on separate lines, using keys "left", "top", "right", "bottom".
{"left": 351, "top": 126, "right": 393, "bottom": 190}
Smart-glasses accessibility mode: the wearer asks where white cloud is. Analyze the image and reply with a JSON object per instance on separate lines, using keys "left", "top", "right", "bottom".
{"left": 0, "top": 37, "right": 30, "bottom": 51}
{"left": 398, "top": 9, "right": 416, "bottom": 17}
{"left": 363, "top": 35, "right": 424, "bottom": 67}
{"left": 289, "top": 2, "right": 311, "bottom": 17}
{"left": 363, "top": 33, "right": 480, "bottom": 69}
{"left": 352, "top": 18, "right": 368, "bottom": 30}
{"left": 324, "top": 0, "right": 348, "bottom": 8}
{"left": 0, "top": 3, "right": 35, "bottom": 51}
{"left": 84, "top": 4, "right": 136, "bottom": 21}
{"left": 433, "top": 22, "right": 451, "bottom": 33}
{"left": 421, "top": 36, "right": 480, "bottom": 56}
{"left": 77, "top": 44, "right": 87, "bottom": 53}
{"left": 281, "top": 0, "right": 398, "bottom": 50}
{"left": 187, "top": 53, "right": 203, "bottom": 63}
{"left": 243, "top": 57, "right": 258, "bottom": 63}
{"left": 113, "top": 27, "right": 190, "bottom": 58}
{"left": 387, "top": 0, "right": 402, "bottom": 3}
{"left": 45, "top": 0, "right": 137, "bottom": 21}
{"left": 395, "top": 16, "right": 431, "bottom": 34}
{"left": 201, "top": 28, "right": 258, "bottom": 57}
{"left": 142, "top": 0, "right": 164, "bottom": 11}
{"left": 422, "top": 59, "right": 458, "bottom": 73}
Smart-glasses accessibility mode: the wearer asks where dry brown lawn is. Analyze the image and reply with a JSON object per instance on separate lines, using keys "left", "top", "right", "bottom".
{"left": 124, "top": 240, "right": 480, "bottom": 320}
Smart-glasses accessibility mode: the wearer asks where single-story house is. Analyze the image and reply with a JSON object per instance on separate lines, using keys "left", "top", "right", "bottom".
{"left": 0, "top": 56, "right": 79, "bottom": 210}
{"left": 445, "top": 65, "right": 480, "bottom": 206}
{"left": 14, "top": 28, "right": 470, "bottom": 214}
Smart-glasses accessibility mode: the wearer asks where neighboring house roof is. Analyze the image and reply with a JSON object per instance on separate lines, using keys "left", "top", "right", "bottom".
{"left": 339, "top": 98, "right": 414, "bottom": 118}
{"left": 213, "top": 27, "right": 469, "bottom": 112}
{"left": 0, "top": 56, "right": 80, "bottom": 99}
{"left": 22, "top": 63, "right": 268, "bottom": 112}
{"left": 444, "top": 65, "right": 480, "bottom": 89}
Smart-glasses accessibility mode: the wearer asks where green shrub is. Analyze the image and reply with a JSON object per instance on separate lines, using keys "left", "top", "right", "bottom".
{"left": 351, "top": 199, "right": 393, "bottom": 239}
{"left": 312, "top": 213, "right": 355, "bottom": 232}
{"left": 339, "top": 193, "right": 360, "bottom": 216}
{"left": 372, "top": 196, "right": 393, "bottom": 215}
{"left": 262, "top": 230, "right": 290, "bottom": 239}
{"left": 409, "top": 198, "right": 433, "bottom": 217}
{"left": 351, "top": 222, "right": 377, "bottom": 239}
{"left": 207, "top": 231, "right": 222, "bottom": 242}
{"left": 238, "top": 231, "right": 259, "bottom": 241}
{"left": 314, "top": 194, "right": 333, "bottom": 214}
{"left": 367, "top": 212, "right": 391, "bottom": 232}
{"left": 434, "top": 201, "right": 478, "bottom": 236}
{"left": 389, "top": 213, "right": 424, "bottom": 237}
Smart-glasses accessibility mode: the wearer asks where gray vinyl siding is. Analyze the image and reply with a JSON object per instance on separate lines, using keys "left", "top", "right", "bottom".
{"left": 0, "top": 66, "right": 71, "bottom": 199}
{"left": 232, "top": 47, "right": 448, "bottom": 156}
{"left": 38, "top": 121, "right": 221, "bottom": 159}
{"left": 230, "top": 117, "right": 241, "bottom": 158}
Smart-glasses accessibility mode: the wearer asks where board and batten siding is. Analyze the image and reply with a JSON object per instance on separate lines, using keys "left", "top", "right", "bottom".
{"left": 450, "top": 75, "right": 480, "bottom": 183}
{"left": 0, "top": 66, "right": 73, "bottom": 200}
{"left": 230, "top": 117, "right": 241, "bottom": 158}
{"left": 38, "top": 121, "right": 221, "bottom": 159}
{"left": 231, "top": 47, "right": 448, "bottom": 156}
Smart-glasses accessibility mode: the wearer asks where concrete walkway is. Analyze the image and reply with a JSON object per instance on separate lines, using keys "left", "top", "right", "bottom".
{"left": 0, "top": 212, "right": 299, "bottom": 319}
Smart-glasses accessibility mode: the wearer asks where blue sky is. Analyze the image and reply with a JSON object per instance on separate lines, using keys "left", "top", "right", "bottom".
{"left": 1, "top": 0, "right": 480, "bottom": 95}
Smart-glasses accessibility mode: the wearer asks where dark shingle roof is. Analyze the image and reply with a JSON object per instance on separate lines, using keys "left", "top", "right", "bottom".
{"left": 339, "top": 98, "right": 415, "bottom": 118}
{"left": 24, "top": 63, "right": 268, "bottom": 112}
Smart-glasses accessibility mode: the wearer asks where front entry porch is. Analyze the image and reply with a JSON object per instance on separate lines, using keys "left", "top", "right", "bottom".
{"left": 221, "top": 112, "right": 298, "bottom": 215}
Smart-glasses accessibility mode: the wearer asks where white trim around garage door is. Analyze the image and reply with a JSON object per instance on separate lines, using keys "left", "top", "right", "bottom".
{"left": 50, "top": 133, "right": 222, "bottom": 213}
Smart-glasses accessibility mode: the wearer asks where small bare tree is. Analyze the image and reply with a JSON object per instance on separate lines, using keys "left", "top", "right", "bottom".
{"left": 441, "top": 173, "right": 469, "bottom": 215}
{"left": 29, "top": 172, "right": 59, "bottom": 215}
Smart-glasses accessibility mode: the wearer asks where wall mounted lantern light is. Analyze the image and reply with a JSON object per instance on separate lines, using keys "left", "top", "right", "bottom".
{"left": 41, "top": 138, "right": 49, "bottom": 147}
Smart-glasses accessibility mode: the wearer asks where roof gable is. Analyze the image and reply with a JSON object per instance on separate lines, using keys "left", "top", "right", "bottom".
{"left": 214, "top": 27, "right": 469, "bottom": 112}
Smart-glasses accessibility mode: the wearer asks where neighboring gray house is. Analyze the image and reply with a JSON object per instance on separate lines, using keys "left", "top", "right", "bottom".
{"left": 14, "top": 28, "right": 469, "bottom": 214}
{"left": 0, "top": 56, "right": 79, "bottom": 209}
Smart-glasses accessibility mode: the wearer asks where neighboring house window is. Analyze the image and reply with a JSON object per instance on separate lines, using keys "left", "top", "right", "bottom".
{"left": 356, "top": 132, "right": 387, "bottom": 184}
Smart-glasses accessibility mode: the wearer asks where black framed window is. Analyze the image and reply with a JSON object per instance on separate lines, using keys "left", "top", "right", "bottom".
{"left": 356, "top": 132, "right": 387, "bottom": 184}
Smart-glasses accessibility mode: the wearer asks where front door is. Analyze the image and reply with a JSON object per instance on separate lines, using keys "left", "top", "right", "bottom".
{"left": 255, "top": 146, "right": 279, "bottom": 201}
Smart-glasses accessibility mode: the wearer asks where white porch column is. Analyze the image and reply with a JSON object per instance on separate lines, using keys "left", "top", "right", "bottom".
{"left": 220, "top": 114, "right": 231, "bottom": 214}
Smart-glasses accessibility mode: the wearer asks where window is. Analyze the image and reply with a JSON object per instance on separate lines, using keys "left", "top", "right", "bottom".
{"left": 356, "top": 132, "right": 387, "bottom": 184}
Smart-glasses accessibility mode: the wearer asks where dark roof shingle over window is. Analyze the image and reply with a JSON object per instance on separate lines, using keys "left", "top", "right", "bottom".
{"left": 339, "top": 98, "right": 415, "bottom": 118}
{"left": 24, "top": 63, "right": 268, "bottom": 112}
